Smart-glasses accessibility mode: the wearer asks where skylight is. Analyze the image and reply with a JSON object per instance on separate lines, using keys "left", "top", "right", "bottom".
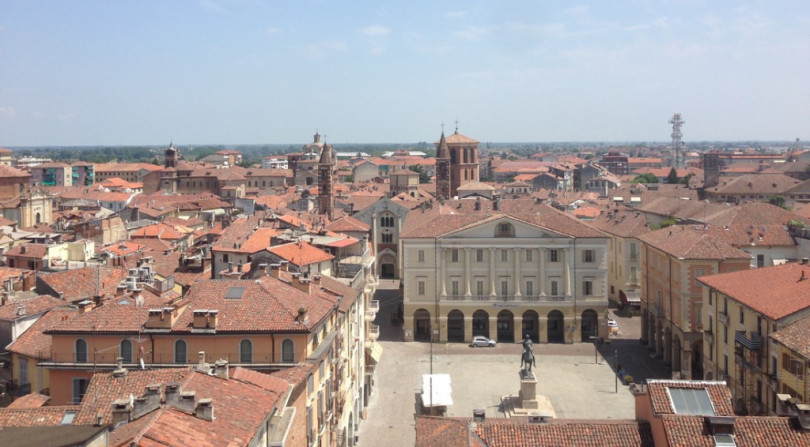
{"left": 668, "top": 387, "right": 716, "bottom": 416}
{"left": 224, "top": 286, "right": 246, "bottom": 299}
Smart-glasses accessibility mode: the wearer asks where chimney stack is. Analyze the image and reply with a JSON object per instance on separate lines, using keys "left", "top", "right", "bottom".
{"left": 165, "top": 382, "right": 181, "bottom": 407}
{"left": 256, "top": 263, "right": 268, "bottom": 278}
{"left": 112, "top": 357, "right": 128, "bottom": 378}
{"left": 176, "top": 391, "right": 197, "bottom": 414}
{"left": 111, "top": 399, "right": 132, "bottom": 425}
{"left": 195, "top": 351, "right": 210, "bottom": 373}
{"left": 297, "top": 306, "right": 309, "bottom": 323}
{"left": 195, "top": 398, "right": 215, "bottom": 421}
{"left": 214, "top": 359, "right": 229, "bottom": 380}
{"left": 269, "top": 263, "right": 281, "bottom": 279}
{"left": 132, "top": 384, "right": 162, "bottom": 420}
{"left": 279, "top": 260, "right": 289, "bottom": 272}
{"left": 290, "top": 273, "right": 311, "bottom": 294}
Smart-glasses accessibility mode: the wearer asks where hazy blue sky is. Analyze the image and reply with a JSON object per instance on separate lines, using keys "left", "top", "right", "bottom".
{"left": 2, "top": 1, "right": 809, "bottom": 146}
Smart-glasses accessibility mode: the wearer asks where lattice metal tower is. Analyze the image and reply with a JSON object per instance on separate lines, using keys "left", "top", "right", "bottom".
{"left": 669, "top": 113, "right": 685, "bottom": 168}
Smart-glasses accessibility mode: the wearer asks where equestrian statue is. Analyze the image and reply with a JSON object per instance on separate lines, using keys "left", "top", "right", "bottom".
{"left": 520, "top": 334, "right": 536, "bottom": 376}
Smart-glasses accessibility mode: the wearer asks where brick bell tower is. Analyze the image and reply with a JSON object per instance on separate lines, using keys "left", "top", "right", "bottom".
{"left": 435, "top": 131, "right": 451, "bottom": 200}
{"left": 318, "top": 141, "right": 335, "bottom": 220}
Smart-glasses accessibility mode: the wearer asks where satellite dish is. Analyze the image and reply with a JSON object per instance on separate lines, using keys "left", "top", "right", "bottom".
{"left": 140, "top": 358, "right": 146, "bottom": 370}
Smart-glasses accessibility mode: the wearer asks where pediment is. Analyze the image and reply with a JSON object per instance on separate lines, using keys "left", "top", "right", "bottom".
{"left": 444, "top": 216, "right": 569, "bottom": 240}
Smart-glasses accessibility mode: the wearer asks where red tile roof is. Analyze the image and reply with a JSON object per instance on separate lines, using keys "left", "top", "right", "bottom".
{"left": 6, "top": 393, "right": 50, "bottom": 409}
{"left": 646, "top": 380, "right": 734, "bottom": 416}
{"left": 638, "top": 225, "right": 751, "bottom": 260}
{"left": 325, "top": 215, "right": 370, "bottom": 233}
{"left": 0, "top": 295, "right": 65, "bottom": 321}
{"left": 4, "top": 243, "right": 48, "bottom": 259}
{"left": 268, "top": 240, "right": 334, "bottom": 267}
{"left": 6, "top": 308, "right": 78, "bottom": 359}
{"left": 698, "top": 262, "right": 810, "bottom": 320}
{"left": 661, "top": 415, "right": 810, "bottom": 447}
{"left": 0, "top": 405, "right": 80, "bottom": 427}
{"left": 37, "top": 266, "right": 129, "bottom": 302}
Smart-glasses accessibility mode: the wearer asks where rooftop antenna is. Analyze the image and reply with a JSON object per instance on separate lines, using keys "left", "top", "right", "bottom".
{"left": 454, "top": 119, "right": 459, "bottom": 134}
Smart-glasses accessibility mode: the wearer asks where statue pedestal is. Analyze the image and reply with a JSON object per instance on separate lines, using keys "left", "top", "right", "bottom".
{"left": 501, "top": 370, "right": 556, "bottom": 419}
{"left": 519, "top": 371, "right": 539, "bottom": 409}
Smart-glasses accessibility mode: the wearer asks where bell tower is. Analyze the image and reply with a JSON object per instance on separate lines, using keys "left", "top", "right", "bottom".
{"left": 164, "top": 141, "right": 178, "bottom": 168}
{"left": 318, "top": 142, "right": 335, "bottom": 220}
{"left": 435, "top": 132, "right": 451, "bottom": 200}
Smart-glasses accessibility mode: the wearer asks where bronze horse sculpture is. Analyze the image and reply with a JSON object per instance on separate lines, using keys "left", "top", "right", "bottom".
{"left": 521, "top": 335, "right": 536, "bottom": 374}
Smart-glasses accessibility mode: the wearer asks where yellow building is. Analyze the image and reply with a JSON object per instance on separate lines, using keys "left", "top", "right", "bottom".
{"left": 699, "top": 261, "right": 810, "bottom": 415}
{"left": 401, "top": 204, "right": 609, "bottom": 344}
{"left": 590, "top": 209, "right": 650, "bottom": 308}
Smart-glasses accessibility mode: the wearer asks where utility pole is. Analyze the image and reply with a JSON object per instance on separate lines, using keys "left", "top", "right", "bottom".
{"left": 615, "top": 349, "right": 619, "bottom": 393}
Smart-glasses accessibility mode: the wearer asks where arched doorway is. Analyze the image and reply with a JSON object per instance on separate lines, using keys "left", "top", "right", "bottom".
{"left": 472, "top": 310, "right": 489, "bottom": 338}
{"left": 35, "top": 212, "right": 41, "bottom": 225}
{"left": 379, "top": 254, "right": 396, "bottom": 279}
{"left": 673, "top": 334, "right": 682, "bottom": 373}
{"left": 447, "top": 310, "right": 464, "bottom": 342}
{"left": 414, "top": 309, "right": 431, "bottom": 342}
{"left": 522, "top": 310, "right": 539, "bottom": 342}
{"left": 547, "top": 310, "right": 564, "bottom": 343}
{"left": 691, "top": 340, "right": 704, "bottom": 380}
{"left": 580, "top": 309, "right": 598, "bottom": 342}
{"left": 497, "top": 310, "right": 514, "bottom": 343}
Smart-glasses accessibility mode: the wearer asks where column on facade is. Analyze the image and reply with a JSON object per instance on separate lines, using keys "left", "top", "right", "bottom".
{"left": 565, "top": 316, "right": 578, "bottom": 344}
{"left": 488, "top": 316, "right": 498, "bottom": 340}
{"left": 438, "top": 316, "right": 448, "bottom": 343}
{"left": 538, "top": 248, "right": 546, "bottom": 296}
{"left": 439, "top": 248, "right": 447, "bottom": 296}
{"left": 564, "top": 247, "right": 572, "bottom": 296}
{"left": 464, "top": 248, "right": 472, "bottom": 297}
{"left": 513, "top": 317, "right": 524, "bottom": 342}
{"left": 464, "top": 316, "right": 473, "bottom": 342}
{"left": 371, "top": 211, "right": 378, "bottom": 247}
{"left": 513, "top": 247, "right": 522, "bottom": 297}
{"left": 488, "top": 247, "right": 497, "bottom": 296}
{"left": 538, "top": 317, "right": 548, "bottom": 343}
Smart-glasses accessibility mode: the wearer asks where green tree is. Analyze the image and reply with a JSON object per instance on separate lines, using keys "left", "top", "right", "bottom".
{"left": 408, "top": 165, "right": 431, "bottom": 183}
{"left": 679, "top": 173, "right": 694, "bottom": 185}
{"left": 768, "top": 195, "right": 787, "bottom": 209}
{"left": 666, "top": 168, "right": 678, "bottom": 184}
{"left": 632, "top": 173, "right": 659, "bottom": 184}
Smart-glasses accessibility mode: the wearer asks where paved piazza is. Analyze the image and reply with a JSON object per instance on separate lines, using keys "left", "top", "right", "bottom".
{"left": 356, "top": 340, "right": 638, "bottom": 447}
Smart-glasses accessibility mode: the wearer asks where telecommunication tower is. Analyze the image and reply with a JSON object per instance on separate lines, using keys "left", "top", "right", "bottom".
{"left": 669, "top": 113, "right": 685, "bottom": 168}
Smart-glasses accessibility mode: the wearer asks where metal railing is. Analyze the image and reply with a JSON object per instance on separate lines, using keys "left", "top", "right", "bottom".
{"left": 442, "top": 294, "right": 571, "bottom": 303}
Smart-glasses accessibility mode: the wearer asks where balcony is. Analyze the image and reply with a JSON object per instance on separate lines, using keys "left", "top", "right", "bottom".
{"left": 766, "top": 372, "right": 779, "bottom": 388}
{"left": 735, "top": 331, "right": 763, "bottom": 351}
{"left": 717, "top": 311, "right": 729, "bottom": 325}
{"left": 367, "top": 324, "right": 380, "bottom": 340}
{"left": 703, "top": 330, "right": 714, "bottom": 344}
{"left": 734, "top": 349, "right": 761, "bottom": 373}
{"left": 364, "top": 300, "right": 379, "bottom": 321}
{"left": 521, "top": 294, "right": 571, "bottom": 302}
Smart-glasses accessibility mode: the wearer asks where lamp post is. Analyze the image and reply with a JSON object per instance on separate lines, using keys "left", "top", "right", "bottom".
{"left": 614, "top": 349, "right": 619, "bottom": 393}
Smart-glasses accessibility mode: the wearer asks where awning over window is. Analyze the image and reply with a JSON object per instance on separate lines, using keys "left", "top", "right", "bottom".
{"left": 620, "top": 289, "right": 642, "bottom": 304}
{"left": 365, "top": 342, "right": 383, "bottom": 364}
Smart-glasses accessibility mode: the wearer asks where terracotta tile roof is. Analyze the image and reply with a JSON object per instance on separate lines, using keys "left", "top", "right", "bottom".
{"left": 772, "top": 315, "right": 810, "bottom": 358}
{"left": 6, "top": 393, "right": 50, "bottom": 408}
{"left": 126, "top": 371, "right": 284, "bottom": 447}
{"left": 211, "top": 216, "right": 263, "bottom": 253}
{"left": 415, "top": 417, "right": 655, "bottom": 447}
{"left": 4, "top": 243, "right": 48, "bottom": 259}
{"left": 646, "top": 380, "right": 734, "bottom": 416}
{"left": 573, "top": 206, "right": 601, "bottom": 219}
{"left": 269, "top": 363, "right": 314, "bottom": 388}
{"left": 0, "top": 164, "right": 31, "bottom": 178}
{"left": 94, "top": 162, "right": 163, "bottom": 172}
{"left": 0, "top": 295, "right": 65, "bottom": 321}
{"left": 37, "top": 266, "right": 129, "bottom": 302}
{"left": 176, "top": 276, "right": 339, "bottom": 333}
{"left": 699, "top": 262, "right": 810, "bottom": 320}
{"left": 230, "top": 367, "right": 290, "bottom": 396}
{"left": 74, "top": 368, "right": 194, "bottom": 425}
{"left": 638, "top": 225, "right": 751, "bottom": 260}
{"left": 46, "top": 303, "right": 153, "bottom": 334}
{"left": 102, "top": 241, "right": 147, "bottom": 257}
{"left": 402, "top": 204, "right": 607, "bottom": 239}
{"left": 660, "top": 415, "right": 810, "bottom": 447}
{"left": 706, "top": 173, "right": 801, "bottom": 195}
{"left": 268, "top": 240, "right": 334, "bottom": 267}
{"left": 129, "top": 238, "right": 174, "bottom": 253}
{"left": 254, "top": 194, "right": 288, "bottom": 209}
{"left": 131, "top": 223, "right": 185, "bottom": 240}
{"left": 589, "top": 210, "right": 652, "bottom": 239}
{"left": 0, "top": 405, "right": 80, "bottom": 427}
{"left": 238, "top": 227, "right": 282, "bottom": 253}
{"left": 6, "top": 308, "right": 78, "bottom": 358}
{"left": 326, "top": 215, "right": 370, "bottom": 233}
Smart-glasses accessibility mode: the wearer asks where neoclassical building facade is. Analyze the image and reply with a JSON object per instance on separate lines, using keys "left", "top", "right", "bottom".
{"left": 401, "top": 207, "right": 610, "bottom": 344}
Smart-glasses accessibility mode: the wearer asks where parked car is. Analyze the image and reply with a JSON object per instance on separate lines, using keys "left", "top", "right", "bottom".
{"left": 608, "top": 319, "right": 619, "bottom": 335}
{"left": 469, "top": 336, "right": 496, "bottom": 347}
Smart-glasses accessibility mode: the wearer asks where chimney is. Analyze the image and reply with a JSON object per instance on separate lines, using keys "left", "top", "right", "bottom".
{"left": 195, "top": 398, "right": 215, "bottom": 421}
{"left": 256, "top": 263, "right": 268, "bottom": 278}
{"left": 269, "top": 263, "right": 282, "bottom": 279}
{"left": 20, "top": 245, "right": 26, "bottom": 254}
{"left": 15, "top": 304, "right": 26, "bottom": 317}
{"left": 279, "top": 260, "right": 289, "bottom": 271}
{"left": 165, "top": 382, "right": 181, "bottom": 407}
{"left": 116, "top": 284, "right": 128, "bottom": 297}
{"left": 132, "top": 384, "right": 162, "bottom": 419}
{"left": 214, "top": 359, "right": 229, "bottom": 380}
{"left": 290, "top": 273, "right": 311, "bottom": 294}
{"left": 802, "top": 258, "right": 809, "bottom": 265}
{"left": 312, "top": 274, "right": 321, "bottom": 286}
{"left": 297, "top": 306, "right": 309, "bottom": 323}
{"left": 112, "top": 357, "right": 128, "bottom": 378}
{"left": 176, "top": 390, "right": 197, "bottom": 414}
{"left": 195, "top": 351, "right": 210, "bottom": 373}
{"left": 473, "top": 409, "right": 485, "bottom": 422}
{"left": 111, "top": 398, "right": 132, "bottom": 425}
{"left": 801, "top": 271, "right": 807, "bottom": 282}
{"left": 77, "top": 299, "right": 93, "bottom": 313}
{"left": 790, "top": 403, "right": 810, "bottom": 431}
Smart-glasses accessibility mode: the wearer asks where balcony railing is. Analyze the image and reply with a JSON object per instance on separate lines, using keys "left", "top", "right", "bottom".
{"left": 364, "top": 300, "right": 379, "bottom": 321}
{"left": 718, "top": 311, "right": 729, "bottom": 325}
{"left": 703, "top": 330, "right": 714, "bottom": 344}
{"left": 734, "top": 349, "right": 761, "bottom": 373}
{"left": 735, "top": 331, "right": 763, "bottom": 351}
{"left": 367, "top": 324, "right": 380, "bottom": 340}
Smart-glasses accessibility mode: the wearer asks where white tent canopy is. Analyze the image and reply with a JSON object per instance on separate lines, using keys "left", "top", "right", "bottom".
{"left": 421, "top": 374, "right": 453, "bottom": 407}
